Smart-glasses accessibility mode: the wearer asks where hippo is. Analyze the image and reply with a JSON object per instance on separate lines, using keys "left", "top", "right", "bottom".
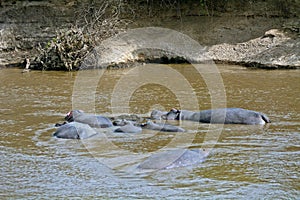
{"left": 141, "top": 120, "right": 185, "bottom": 132}
{"left": 162, "top": 108, "right": 270, "bottom": 125}
{"left": 150, "top": 110, "right": 168, "bottom": 120}
{"left": 65, "top": 110, "right": 113, "bottom": 128}
{"left": 137, "top": 148, "right": 209, "bottom": 170}
{"left": 110, "top": 114, "right": 142, "bottom": 123}
{"left": 114, "top": 120, "right": 142, "bottom": 133}
{"left": 112, "top": 119, "right": 138, "bottom": 126}
{"left": 53, "top": 122, "right": 98, "bottom": 139}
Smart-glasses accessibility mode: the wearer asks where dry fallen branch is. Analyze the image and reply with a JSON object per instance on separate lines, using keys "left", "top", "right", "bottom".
{"left": 34, "top": 0, "right": 130, "bottom": 71}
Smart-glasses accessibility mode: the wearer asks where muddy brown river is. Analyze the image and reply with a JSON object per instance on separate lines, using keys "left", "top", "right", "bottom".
{"left": 0, "top": 64, "right": 299, "bottom": 199}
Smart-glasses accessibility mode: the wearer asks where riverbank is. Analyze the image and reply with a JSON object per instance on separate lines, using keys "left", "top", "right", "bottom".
{"left": 79, "top": 27, "right": 299, "bottom": 70}
{"left": 0, "top": 0, "right": 299, "bottom": 69}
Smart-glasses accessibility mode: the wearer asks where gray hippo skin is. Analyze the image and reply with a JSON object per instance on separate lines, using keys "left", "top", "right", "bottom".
{"left": 53, "top": 122, "right": 98, "bottom": 139}
{"left": 141, "top": 120, "right": 185, "bottom": 132}
{"left": 138, "top": 149, "right": 209, "bottom": 170}
{"left": 65, "top": 110, "right": 113, "bottom": 128}
{"left": 114, "top": 120, "right": 142, "bottom": 133}
{"left": 113, "top": 119, "right": 138, "bottom": 126}
{"left": 163, "top": 108, "right": 270, "bottom": 125}
{"left": 150, "top": 110, "right": 168, "bottom": 120}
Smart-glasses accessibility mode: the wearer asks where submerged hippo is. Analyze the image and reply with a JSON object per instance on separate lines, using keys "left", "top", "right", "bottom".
{"left": 141, "top": 120, "right": 185, "bottom": 132}
{"left": 113, "top": 119, "right": 138, "bottom": 126}
{"left": 137, "top": 149, "right": 209, "bottom": 170}
{"left": 65, "top": 110, "right": 113, "bottom": 128}
{"left": 163, "top": 108, "right": 270, "bottom": 125}
{"left": 114, "top": 120, "right": 142, "bottom": 133}
{"left": 53, "top": 122, "right": 98, "bottom": 139}
{"left": 150, "top": 110, "right": 168, "bottom": 120}
{"left": 110, "top": 114, "right": 142, "bottom": 123}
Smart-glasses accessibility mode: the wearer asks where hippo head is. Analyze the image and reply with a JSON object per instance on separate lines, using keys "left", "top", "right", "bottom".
{"left": 64, "top": 110, "right": 84, "bottom": 122}
{"left": 150, "top": 110, "right": 168, "bottom": 120}
{"left": 162, "top": 108, "right": 181, "bottom": 120}
{"left": 113, "top": 119, "right": 128, "bottom": 126}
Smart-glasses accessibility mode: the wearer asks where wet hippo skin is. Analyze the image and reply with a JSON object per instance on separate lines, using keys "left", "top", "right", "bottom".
{"left": 138, "top": 149, "right": 209, "bottom": 170}
{"left": 53, "top": 122, "right": 98, "bottom": 139}
{"left": 65, "top": 110, "right": 113, "bottom": 128}
{"left": 114, "top": 120, "right": 142, "bottom": 133}
{"left": 163, "top": 108, "right": 270, "bottom": 125}
{"left": 141, "top": 120, "right": 185, "bottom": 132}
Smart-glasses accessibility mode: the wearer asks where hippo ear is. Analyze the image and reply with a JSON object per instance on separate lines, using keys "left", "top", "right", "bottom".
{"left": 66, "top": 111, "right": 72, "bottom": 117}
{"left": 65, "top": 111, "right": 73, "bottom": 121}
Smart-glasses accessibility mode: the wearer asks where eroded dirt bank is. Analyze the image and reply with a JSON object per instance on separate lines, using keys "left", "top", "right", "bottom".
{"left": 0, "top": 0, "right": 299, "bottom": 69}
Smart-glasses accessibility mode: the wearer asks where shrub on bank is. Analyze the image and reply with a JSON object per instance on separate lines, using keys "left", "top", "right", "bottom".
{"left": 34, "top": 0, "right": 129, "bottom": 71}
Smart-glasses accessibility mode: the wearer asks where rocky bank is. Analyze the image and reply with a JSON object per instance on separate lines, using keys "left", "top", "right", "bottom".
{"left": 0, "top": 0, "right": 299, "bottom": 69}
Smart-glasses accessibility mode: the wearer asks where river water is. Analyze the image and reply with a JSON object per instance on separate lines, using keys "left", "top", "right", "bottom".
{"left": 0, "top": 64, "right": 299, "bottom": 199}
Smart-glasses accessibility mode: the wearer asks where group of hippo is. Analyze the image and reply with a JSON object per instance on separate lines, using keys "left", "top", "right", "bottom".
{"left": 53, "top": 108, "right": 270, "bottom": 170}
{"left": 54, "top": 109, "right": 186, "bottom": 139}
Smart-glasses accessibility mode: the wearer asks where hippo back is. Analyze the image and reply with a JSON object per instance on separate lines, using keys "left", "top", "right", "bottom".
{"left": 65, "top": 110, "right": 113, "bottom": 128}
{"left": 199, "top": 108, "right": 270, "bottom": 124}
{"left": 165, "top": 108, "right": 270, "bottom": 125}
{"left": 137, "top": 149, "right": 209, "bottom": 170}
{"left": 53, "top": 122, "right": 98, "bottom": 139}
{"left": 220, "top": 108, "right": 269, "bottom": 124}
{"left": 114, "top": 121, "right": 142, "bottom": 133}
{"left": 142, "top": 121, "right": 185, "bottom": 132}
{"left": 165, "top": 149, "right": 209, "bottom": 169}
